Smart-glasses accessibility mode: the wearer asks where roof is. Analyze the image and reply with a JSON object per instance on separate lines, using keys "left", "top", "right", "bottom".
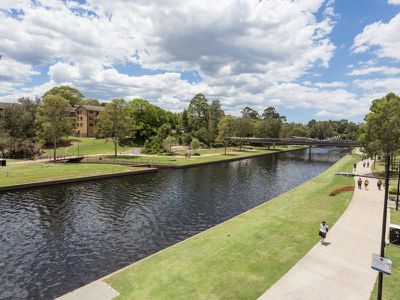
{"left": 77, "top": 105, "right": 104, "bottom": 112}
{"left": 0, "top": 102, "right": 16, "bottom": 108}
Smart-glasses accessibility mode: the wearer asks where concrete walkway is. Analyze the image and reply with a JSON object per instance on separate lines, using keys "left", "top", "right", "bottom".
{"left": 259, "top": 159, "right": 385, "bottom": 300}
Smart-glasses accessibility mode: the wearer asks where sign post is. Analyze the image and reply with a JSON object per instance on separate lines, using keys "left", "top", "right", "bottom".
{"left": 371, "top": 253, "right": 392, "bottom": 275}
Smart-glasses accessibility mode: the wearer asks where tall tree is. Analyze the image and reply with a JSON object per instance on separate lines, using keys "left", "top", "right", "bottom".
{"left": 234, "top": 117, "right": 254, "bottom": 151}
{"left": 358, "top": 92, "right": 400, "bottom": 156}
{"left": 36, "top": 95, "right": 74, "bottom": 161}
{"left": 241, "top": 106, "right": 259, "bottom": 119}
{"left": 187, "top": 93, "right": 209, "bottom": 132}
{"left": 216, "top": 116, "right": 235, "bottom": 155}
{"left": 43, "top": 86, "right": 84, "bottom": 107}
{"left": 96, "top": 99, "right": 134, "bottom": 158}
{"left": 181, "top": 108, "right": 190, "bottom": 132}
{"left": 208, "top": 99, "right": 224, "bottom": 138}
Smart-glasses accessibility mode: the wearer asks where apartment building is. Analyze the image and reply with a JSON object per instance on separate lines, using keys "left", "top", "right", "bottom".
{"left": 74, "top": 105, "right": 104, "bottom": 137}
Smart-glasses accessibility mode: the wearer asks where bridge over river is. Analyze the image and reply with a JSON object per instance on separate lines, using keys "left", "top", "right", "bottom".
{"left": 229, "top": 137, "right": 359, "bottom": 147}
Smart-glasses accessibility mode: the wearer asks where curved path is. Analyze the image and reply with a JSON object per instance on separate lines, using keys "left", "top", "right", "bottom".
{"left": 259, "top": 159, "right": 385, "bottom": 300}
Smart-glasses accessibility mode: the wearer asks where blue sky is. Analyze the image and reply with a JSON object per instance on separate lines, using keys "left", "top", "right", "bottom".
{"left": 1, "top": 0, "right": 400, "bottom": 123}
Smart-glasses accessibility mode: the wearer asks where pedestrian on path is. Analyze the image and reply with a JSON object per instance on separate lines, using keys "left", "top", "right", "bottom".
{"left": 363, "top": 161, "right": 366, "bottom": 168}
{"left": 358, "top": 178, "right": 363, "bottom": 189}
{"left": 364, "top": 179, "right": 369, "bottom": 190}
{"left": 353, "top": 163, "right": 357, "bottom": 171}
{"left": 367, "top": 161, "right": 370, "bottom": 168}
{"left": 377, "top": 179, "right": 382, "bottom": 191}
{"left": 319, "top": 221, "right": 329, "bottom": 244}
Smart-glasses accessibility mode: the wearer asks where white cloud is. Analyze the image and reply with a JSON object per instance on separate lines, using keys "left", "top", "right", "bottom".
{"left": 388, "top": 0, "right": 400, "bottom": 5}
{"left": 1, "top": 0, "right": 373, "bottom": 120}
{"left": 352, "top": 13, "right": 400, "bottom": 60}
{"left": 347, "top": 66, "right": 400, "bottom": 76}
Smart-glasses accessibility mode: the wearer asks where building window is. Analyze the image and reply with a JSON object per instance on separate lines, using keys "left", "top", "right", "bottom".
{"left": 89, "top": 117, "right": 94, "bottom": 121}
{"left": 80, "top": 123, "right": 83, "bottom": 127}
{"left": 77, "top": 123, "right": 79, "bottom": 127}
{"left": 89, "top": 123, "right": 94, "bottom": 127}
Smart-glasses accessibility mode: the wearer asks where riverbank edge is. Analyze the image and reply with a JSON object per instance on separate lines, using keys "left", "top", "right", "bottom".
{"left": 0, "top": 168, "right": 158, "bottom": 193}
{"left": 108, "top": 146, "right": 309, "bottom": 169}
{"left": 58, "top": 152, "right": 358, "bottom": 299}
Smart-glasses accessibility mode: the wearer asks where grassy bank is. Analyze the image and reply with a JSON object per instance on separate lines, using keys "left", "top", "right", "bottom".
{"left": 0, "top": 163, "right": 146, "bottom": 188}
{"left": 101, "top": 146, "right": 305, "bottom": 167}
{"left": 106, "top": 153, "right": 359, "bottom": 299}
{"left": 370, "top": 209, "right": 400, "bottom": 300}
{"left": 41, "top": 137, "right": 132, "bottom": 157}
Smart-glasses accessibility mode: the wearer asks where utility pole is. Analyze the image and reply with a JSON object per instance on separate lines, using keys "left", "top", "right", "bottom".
{"left": 377, "top": 153, "right": 391, "bottom": 300}
{"left": 396, "top": 166, "right": 400, "bottom": 211}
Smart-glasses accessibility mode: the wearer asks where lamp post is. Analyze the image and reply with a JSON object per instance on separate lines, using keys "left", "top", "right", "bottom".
{"left": 377, "top": 153, "right": 391, "bottom": 300}
{"left": 396, "top": 166, "right": 400, "bottom": 211}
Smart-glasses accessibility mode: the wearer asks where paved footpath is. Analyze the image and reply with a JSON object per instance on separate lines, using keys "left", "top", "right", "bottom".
{"left": 259, "top": 159, "right": 386, "bottom": 300}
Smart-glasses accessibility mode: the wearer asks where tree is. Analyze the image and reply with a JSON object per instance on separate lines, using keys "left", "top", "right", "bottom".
{"left": 241, "top": 106, "right": 259, "bottom": 119}
{"left": 43, "top": 86, "right": 84, "bottom": 107}
{"left": 82, "top": 98, "right": 101, "bottom": 106}
{"left": 208, "top": 99, "right": 224, "bottom": 138}
{"left": 358, "top": 93, "right": 400, "bottom": 156}
{"left": 234, "top": 117, "right": 254, "bottom": 151}
{"left": 181, "top": 109, "right": 190, "bottom": 132}
{"left": 36, "top": 95, "right": 74, "bottom": 161}
{"left": 96, "top": 99, "right": 133, "bottom": 158}
{"left": 216, "top": 116, "right": 235, "bottom": 155}
{"left": 187, "top": 93, "right": 209, "bottom": 132}
{"left": 190, "top": 138, "right": 200, "bottom": 153}
{"left": 163, "top": 136, "right": 177, "bottom": 153}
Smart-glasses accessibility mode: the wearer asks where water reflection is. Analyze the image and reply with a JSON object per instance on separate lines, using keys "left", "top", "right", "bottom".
{"left": 0, "top": 147, "right": 348, "bottom": 299}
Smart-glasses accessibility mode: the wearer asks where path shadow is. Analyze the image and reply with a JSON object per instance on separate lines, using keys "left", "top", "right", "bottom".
{"left": 322, "top": 242, "right": 331, "bottom": 246}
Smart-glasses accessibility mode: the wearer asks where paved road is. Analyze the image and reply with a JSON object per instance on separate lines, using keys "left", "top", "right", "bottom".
{"left": 259, "top": 159, "right": 385, "bottom": 300}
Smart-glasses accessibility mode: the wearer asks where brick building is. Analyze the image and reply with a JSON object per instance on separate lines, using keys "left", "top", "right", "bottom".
{"left": 74, "top": 105, "right": 104, "bottom": 137}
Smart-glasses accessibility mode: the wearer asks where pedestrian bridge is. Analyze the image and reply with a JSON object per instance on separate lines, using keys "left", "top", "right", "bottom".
{"left": 229, "top": 137, "right": 359, "bottom": 147}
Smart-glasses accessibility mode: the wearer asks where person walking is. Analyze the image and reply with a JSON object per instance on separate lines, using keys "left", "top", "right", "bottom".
{"left": 358, "top": 178, "right": 363, "bottom": 189}
{"left": 367, "top": 161, "right": 370, "bottom": 168}
{"left": 353, "top": 163, "right": 357, "bottom": 171}
{"left": 377, "top": 179, "right": 382, "bottom": 191}
{"left": 363, "top": 161, "right": 366, "bottom": 168}
{"left": 319, "top": 221, "right": 329, "bottom": 244}
{"left": 364, "top": 179, "right": 369, "bottom": 190}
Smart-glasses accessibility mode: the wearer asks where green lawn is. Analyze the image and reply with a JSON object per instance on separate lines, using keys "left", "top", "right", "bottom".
{"left": 106, "top": 154, "right": 359, "bottom": 299}
{"left": 41, "top": 137, "right": 132, "bottom": 157}
{"left": 0, "top": 163, "right": 142, "bottom": 187}
{"left": 370, "top": 209, "right": 400, "bottom": 300}
{"left": 102, "top": 146, "right": 305, "bottom": 166}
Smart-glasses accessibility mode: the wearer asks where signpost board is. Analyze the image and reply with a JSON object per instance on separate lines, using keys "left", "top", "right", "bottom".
{"left": 371, "top": 253, "right": 392, "bottom": 275}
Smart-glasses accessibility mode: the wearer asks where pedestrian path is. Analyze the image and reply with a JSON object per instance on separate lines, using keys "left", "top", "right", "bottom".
{"left": 259, "top": 159, "right": 385, "bottom": 300}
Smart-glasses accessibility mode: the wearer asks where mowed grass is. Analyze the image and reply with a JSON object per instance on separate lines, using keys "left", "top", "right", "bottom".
{"left": 42, "top": 137, "right": 132, "bottom": 157}
{"left": 370, "top": 209, "right": 400, "bottom": 300}
{"left": 0, "top": 163, "right": 141, "bottom": 187}
{"left": 104, "top": 146, "right": 305, "bottom": 166}
{"left": 106, "top": 154, "right": 359, "bottom": 299}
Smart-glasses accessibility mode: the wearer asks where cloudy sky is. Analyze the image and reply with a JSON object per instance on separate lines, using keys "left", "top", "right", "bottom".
{"left": 1, "top": 0, "right": 399, "bottom": 122}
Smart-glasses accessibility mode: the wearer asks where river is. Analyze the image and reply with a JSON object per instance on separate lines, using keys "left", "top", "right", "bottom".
{"left": 0, "top": 147, "right": 349, "bottom": 299}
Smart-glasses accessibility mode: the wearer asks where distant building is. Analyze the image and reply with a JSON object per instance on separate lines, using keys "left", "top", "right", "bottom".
{"left": 74, "top": 105, "right": 104, "bottom": 137}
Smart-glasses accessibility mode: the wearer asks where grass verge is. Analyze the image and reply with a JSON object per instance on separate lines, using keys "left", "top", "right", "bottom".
{"left": 41, "top": 137, "right": 132, "bottom": 157}
{"left": 0, "top": 163, "right": 145, "bottom": 187}
{"left": 102, "top": 146, "right": 306, "bottom": 166}
{"left": 370, "top": 209, "right": 400, "bottom": 300}
{"left": 106, "top": 153, "right": 359, "bottom": 299}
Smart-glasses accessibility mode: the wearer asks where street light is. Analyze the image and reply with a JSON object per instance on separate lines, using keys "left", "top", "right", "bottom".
{"left": 377, "top": 153, "right": 391, "bottom": 300}
{"left": 396, "top": 166, "right": 400, "bottom": 211}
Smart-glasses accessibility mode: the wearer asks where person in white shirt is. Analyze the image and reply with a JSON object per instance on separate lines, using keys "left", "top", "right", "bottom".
{"left": 319, "top": 221, "right": 329, "bottom": 244}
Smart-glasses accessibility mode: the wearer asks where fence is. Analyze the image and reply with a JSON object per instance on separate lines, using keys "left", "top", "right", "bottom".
{"left": 83, "top": 157, "right": 178, "bottom": 168}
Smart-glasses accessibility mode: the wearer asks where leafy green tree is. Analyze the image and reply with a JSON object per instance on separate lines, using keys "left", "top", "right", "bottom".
{"left": 216, "top": 116, "right": 235, "bottom": 155}
{"left": 190, "top": 138, "right": 200, "bottom": 153}
{"left": 82, "top": 98, "right": 102, "bottom": 106}
{"left": 208, "top": 99, "right": 224, "bottom": 138}
{"left": 163, "top": 136, "right": 177, "bottom": 153}
{"left": 43, "top": 86, "right": 84, "bottom": 107}
{"left": 187, "top": 93, "right": 209, "bottom": 131}
{"left": 158, "top": 123, "right": 172, "bottom": 141}
{"left": 194, "top": 127, "right": 212, "bottom": 146}
{"left": 241, "top": 106, "right": 259, "bottom": 119}
{"left": 36, "top": 95, "right": 74, "bottom": 161}
{"left": 96, "top": 99, "right": 134, "bottom": 158}
{"left": 181, "top": 109, "right": 190, "bottom": 132}
{"left": 358, "top": 92, "right": 400, "bottom": 156}
{"left": 234, "top": 117, "right": 254, "bottom": 151}
{"left": 262, "top": 106, "right": 286, "bottom": 121}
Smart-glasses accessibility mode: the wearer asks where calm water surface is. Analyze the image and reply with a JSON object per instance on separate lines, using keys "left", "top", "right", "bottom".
{"left": 0, "top": 147, "right": 349, "bottom": 299}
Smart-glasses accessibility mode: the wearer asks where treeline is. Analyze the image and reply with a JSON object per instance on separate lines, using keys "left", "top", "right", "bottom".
{"left": 0, "top": 85, "right": 359, "bottom": 158}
